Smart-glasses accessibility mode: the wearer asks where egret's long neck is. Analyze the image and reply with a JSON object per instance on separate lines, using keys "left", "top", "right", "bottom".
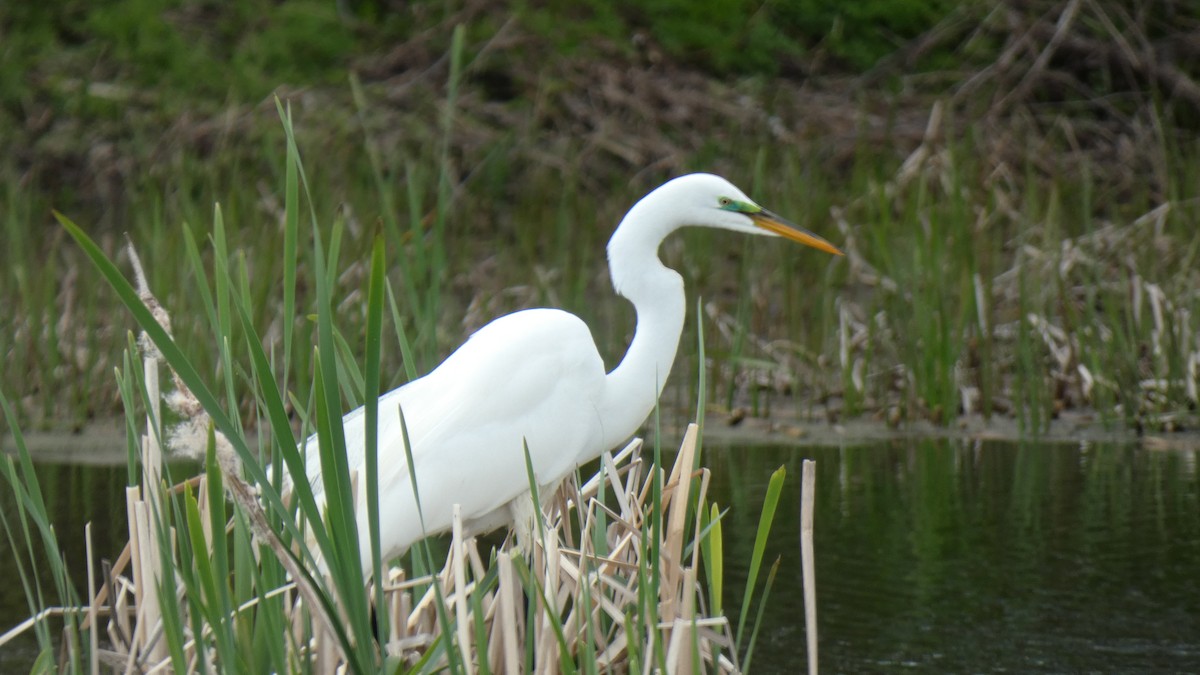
{"left": 599, "top": 200, "right": 687, "bottom": 450}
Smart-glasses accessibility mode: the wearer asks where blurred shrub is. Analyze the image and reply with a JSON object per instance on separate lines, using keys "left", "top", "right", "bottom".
{"left": 532, "top": 0, "right": 959, "bottom": 74}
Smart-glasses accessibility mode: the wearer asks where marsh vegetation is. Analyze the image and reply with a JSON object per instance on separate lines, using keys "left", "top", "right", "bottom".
{"left": 4, "top": 1, "right": 1199, "bottom": 437}
{"left": 3, "top": 1, "right": 1200, "bottom": 672}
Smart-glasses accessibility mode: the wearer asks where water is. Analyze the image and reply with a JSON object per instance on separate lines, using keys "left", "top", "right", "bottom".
{"left": 2, "top": 438, "right": 1198, "bottom": 672}
{"left": 705, "top": 439, "right": 1200, "bottom": 673}
{"left": 0, "top": 461, "right": 131, "bottom": 671}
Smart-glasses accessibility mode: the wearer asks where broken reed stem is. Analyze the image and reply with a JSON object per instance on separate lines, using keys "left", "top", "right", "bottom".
{"left": 86, "top": 523, "right": 98, "bottom": 675}
{"left": 800, "top": 459, "right": 818, "bottom": 675}
{"left": 451, "top": 503, "right": 473, "bottom": 674}
{"left": 141, "top": 355, "right": 167, "bottom": 666}
{"left": 662, "top": 424, "right": 699, "bottom": 620}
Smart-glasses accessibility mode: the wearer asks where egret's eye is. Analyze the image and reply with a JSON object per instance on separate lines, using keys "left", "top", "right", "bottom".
{"left": 718, "top": 197, "right": 732, "bottom": 208}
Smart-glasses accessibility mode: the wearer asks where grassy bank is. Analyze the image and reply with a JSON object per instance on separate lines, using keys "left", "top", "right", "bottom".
{"left": 3, "top": 3, "right": 1200, "bottom": 435}
{"left": 4, "top": 103, "right": 1198, "bottom": 435}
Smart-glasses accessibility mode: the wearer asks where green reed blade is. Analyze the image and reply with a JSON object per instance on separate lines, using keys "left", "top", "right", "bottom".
{"left": 702, "top": 502, "right": 725, "bottom": 616}
{"left": 735, "top": 464, "right": 785, "bottom": 649}
{"left": 385, "top": 281, "right": 419, "bottom": 384}
{"left": 741, "top": 556, "right": 781, "bottom": 673}
{"left": 364, "top": 233, "right": 388, "bottom": 645}
{"left": 182, "top": 223, "right": 220, "bottom": 338}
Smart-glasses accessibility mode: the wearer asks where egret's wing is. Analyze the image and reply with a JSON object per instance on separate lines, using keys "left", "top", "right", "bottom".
{"left": 302, "top": 308, "right": 607, "bottom": 560}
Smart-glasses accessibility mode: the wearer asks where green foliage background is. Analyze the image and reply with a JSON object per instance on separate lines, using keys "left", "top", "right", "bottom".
{"left": 2, "top": 0, "right": 959, "bottom": 110}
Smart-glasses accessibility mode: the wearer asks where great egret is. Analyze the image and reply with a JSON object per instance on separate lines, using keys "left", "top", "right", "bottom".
{"left": 301, "top": 173, "right": 842, "bottom": 573}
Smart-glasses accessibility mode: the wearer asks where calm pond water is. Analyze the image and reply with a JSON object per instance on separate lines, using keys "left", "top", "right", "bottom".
{"left": 706, "top": 439, "right": 1200, "bottom": 674}
{"left": 2, "top": 438, "right": 1198, "bottom": 672}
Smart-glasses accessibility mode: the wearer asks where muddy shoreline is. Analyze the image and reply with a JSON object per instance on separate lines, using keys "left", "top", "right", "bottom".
{"left": 9, "top": 406, "right": 1198, "bottom": 468}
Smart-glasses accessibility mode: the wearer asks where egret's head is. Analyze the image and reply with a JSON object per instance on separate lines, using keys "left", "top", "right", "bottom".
{"left": 668, "top": 173, "right": 844, "bottom": 256}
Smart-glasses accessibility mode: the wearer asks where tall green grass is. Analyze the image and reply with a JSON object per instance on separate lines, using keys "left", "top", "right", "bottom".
{"left": 1, "top": 97, "right": 795, "bottom": 672}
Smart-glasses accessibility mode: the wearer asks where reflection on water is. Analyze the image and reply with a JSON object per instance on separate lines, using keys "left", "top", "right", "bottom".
{"left": 3, "top": 439, "right": 1198, "bottom": 673}
{"left": 706, "top": 439, "right": 1200, "bottom": 674}
{"left": 0, "top": 456, "right": 198, "bottom": 667}
{"left": 0, "top": 460, "right": 192, "bottom": 671}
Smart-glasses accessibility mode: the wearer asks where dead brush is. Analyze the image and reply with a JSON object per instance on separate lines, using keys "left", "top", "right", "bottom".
{"left": 72, "top": 419, "right": 748, "bottom": 673}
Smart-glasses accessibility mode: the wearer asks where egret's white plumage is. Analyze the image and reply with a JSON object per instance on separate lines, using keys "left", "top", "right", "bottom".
{"left": 300, "top": 173, "right": 842, "bottom": 573}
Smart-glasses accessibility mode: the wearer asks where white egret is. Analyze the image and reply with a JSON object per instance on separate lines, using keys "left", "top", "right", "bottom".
{"left": 301, "top": 173, "right": 842, "bottom": 573}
